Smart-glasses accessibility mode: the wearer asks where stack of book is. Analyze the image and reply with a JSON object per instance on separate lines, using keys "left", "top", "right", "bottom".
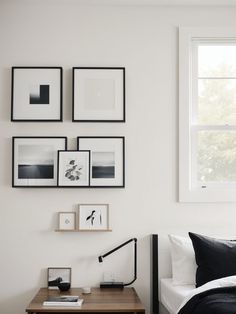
{"left": 43, "top": 295, "right": 83, "bottom": 307}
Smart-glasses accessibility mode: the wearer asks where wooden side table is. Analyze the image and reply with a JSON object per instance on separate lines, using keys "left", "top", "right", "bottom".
{"left": 26, "top": 287, "right": 145, "bottom": 313}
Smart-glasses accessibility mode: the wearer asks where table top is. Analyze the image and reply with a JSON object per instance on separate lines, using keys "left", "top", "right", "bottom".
{"left": 26, "top": 287, "right": 145, "bottom": 313}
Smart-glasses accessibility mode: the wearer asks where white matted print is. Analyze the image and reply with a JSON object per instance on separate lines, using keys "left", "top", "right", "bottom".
{"left": 73, "top": 67, "right": 125, "bottom": 122}
{"left": 57, "top": 150, "right": 90, "bottom": 186}
{"left": 11, "top": 67, "right": 62, "bottom": 121}
{"left": 12, "top": 137, "right": 67, "bottom": 187}
{"left": 58, "top": 212, "right": 76, "bottom": 230}
{"left": 77, "top": 137, "right": 125, "bottom": 187}
{"left": 47, "top": 267, "right": 71, "bottom": 288}
{"left": 78, "top": 204, "right": 109, "bottom": 230}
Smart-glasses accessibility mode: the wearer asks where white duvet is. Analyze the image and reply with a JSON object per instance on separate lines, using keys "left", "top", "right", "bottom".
{"left": 177, "top": 275, "right": 236, "bottom": 313}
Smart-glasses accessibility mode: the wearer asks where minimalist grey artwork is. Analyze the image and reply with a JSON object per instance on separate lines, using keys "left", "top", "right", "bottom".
{"left": 92, "top": 152, "right": 115, "bottom": 179}
{"left": 84, "top": 78, "right": 115, "bottom": 110}
{"left": 58, "top": 212, "right": 76, "bottom": 231}
{"left": 73, "top": 67, "right": 125, "bottom": 122}
{"left": 29, "top": 85, "right": 50, "bottom": 105}
{"left": 18, "top": 144, "right": 54, "bottom": 179}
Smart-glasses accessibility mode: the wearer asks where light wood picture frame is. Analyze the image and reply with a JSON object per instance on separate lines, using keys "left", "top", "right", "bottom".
{"left": 58, "top": 212, "right": 76, "bottom": 231}
{"left": 78, "top": 204, "right": 109, "bottom": 231}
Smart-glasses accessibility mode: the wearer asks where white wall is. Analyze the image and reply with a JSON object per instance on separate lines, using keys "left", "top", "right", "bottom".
{"left": 1, "top": 2, "right": 236, "bottom": 313}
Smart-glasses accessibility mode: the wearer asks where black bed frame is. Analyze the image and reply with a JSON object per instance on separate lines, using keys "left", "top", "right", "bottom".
{"left": 151, "top": 234, "right": 159, "bottom": 314}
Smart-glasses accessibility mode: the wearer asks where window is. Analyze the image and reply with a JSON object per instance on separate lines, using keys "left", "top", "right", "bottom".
{"left": 179, "top": 27, "right": 236, "bottom": 202}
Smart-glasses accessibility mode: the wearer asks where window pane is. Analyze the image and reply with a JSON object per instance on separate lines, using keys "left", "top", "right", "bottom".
{"left": 198, "top": 78, "right": 236, "bottom": 124}
{"left": 198, "top": 131, "right": 236, "bottom": 182}
{"left": 198, "top": 45, "right": 236, "bottom": 78}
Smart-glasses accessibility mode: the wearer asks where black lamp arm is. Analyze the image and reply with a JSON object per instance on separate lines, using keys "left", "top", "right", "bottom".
{"left": 123, "top": 238, "right": 137, "bottom": 286}
{"left": 98, "top": 238, "right": 137, "bottom": 287}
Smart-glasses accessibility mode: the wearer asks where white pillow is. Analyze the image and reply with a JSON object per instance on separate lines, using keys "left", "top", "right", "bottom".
{"left": 168, "top": 234, "right": 197, "bottom": 285}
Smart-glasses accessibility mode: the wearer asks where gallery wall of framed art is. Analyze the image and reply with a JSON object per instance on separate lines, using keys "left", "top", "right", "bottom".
{"left": 11, "top": 66, "right": 126, "bottom": 189}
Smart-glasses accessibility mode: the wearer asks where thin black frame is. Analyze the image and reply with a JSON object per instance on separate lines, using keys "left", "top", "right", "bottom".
{"left": 57, "top": 150, "right": 91, "bottom": 187}
{"left": 72, "top": 67, "right": 125, "bottom": 123}
{"left": 12, "top": 136, "right": 67, "bottom": 188}
{"left": 11, "top": 66, "right": 63, "bottom": 122}
{"left": 47, "top": 267, "right": 72, "bottom": 288}
{"left": 77, "top": 136, "right": 125, "bottom": 188}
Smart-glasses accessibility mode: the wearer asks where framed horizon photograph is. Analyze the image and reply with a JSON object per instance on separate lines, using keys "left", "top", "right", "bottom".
{"left": 47, "top": 267, "right": 71, "bottom": 289}
{"left": 77, "top": 136, "right": 125, "bottom": 187}
{"left": 12, "top": 137, "right": 67, "bottom": 187}
{"left": 58, "top": 212, "right": 76, "bottom": 231}
{"left": 11, "top": 67, "right": 63, "bottom": 122}
{"left": 57, "top": 150, "right": 90, "bottom": 187}
{"left": 78, "top": 204, "right": 109, "bottom": 231}
{"left": 73, "top": 67, "right": 125, "bottom": 122}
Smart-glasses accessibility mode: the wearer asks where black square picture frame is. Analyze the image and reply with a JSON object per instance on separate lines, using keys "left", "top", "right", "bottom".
{"left": 12, "top": 136, "right": 67, "bottom": 187}
{"left": 73, "top": 67, "right": 125, "bottom": 122}
{"left": 11, "top": 66, "right": 63, "bottom": 122}
{"left": 77, "top": 136, "right": 125, "bottom": 188}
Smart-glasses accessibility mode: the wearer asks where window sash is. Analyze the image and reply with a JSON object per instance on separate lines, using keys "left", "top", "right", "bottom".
{"left": 179, "top": 27, "right": 236, "bottom": 202}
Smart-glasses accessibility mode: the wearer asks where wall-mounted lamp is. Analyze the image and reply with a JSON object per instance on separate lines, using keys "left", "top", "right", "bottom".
{"left": 98, "top": 238, "right": 137, "bottom": 289}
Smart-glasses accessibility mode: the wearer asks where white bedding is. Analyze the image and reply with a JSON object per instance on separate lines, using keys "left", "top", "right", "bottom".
{"left": 160, "top": 278, "right": 195, "bottom": 314}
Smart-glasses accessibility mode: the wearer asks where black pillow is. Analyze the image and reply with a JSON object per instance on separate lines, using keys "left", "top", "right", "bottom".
{"left": 189, "top": 232, "right": 236, "bottom": 287}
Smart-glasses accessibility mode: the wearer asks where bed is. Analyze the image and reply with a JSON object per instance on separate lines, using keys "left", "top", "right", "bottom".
{"left": 151, "top": 233, "right": 236, "bottom": 314}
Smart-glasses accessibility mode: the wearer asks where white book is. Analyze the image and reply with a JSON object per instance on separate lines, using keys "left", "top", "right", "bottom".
{"left": 43, "top": 296, "right": 83, "bottom": 307}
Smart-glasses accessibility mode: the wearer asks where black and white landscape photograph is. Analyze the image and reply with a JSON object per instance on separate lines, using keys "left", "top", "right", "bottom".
{"left": 77, "top": 137, "right": 124, "bottom": 187}
{"left": 13, "top": 137, "right": 67, "bottom": 187}
{"left": 92, "top": 152, "right": 115, "bottom": 179}
{"left": 18, "top": 144, "right": 54, "bottom": 179}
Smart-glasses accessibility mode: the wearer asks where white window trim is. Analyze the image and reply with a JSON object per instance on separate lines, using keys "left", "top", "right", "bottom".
{"left": 179, "top": 27, "right": 236, "bottom": 202}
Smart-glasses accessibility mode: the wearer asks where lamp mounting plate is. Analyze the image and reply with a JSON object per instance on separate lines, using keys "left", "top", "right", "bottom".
{"left": 100, "top": 281, "right": 124, "bottom": 289}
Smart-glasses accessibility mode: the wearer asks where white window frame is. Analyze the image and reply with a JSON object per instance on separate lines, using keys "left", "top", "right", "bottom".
{"left": 179, "top": 27, "right": 236, "bottom": 202}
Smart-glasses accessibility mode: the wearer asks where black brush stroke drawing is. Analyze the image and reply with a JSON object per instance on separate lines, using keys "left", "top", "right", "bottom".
{"left": 86, "top": 210, "right": 96, "bottom": 226}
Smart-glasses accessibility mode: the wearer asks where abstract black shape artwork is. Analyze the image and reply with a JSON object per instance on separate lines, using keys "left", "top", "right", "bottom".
{"left": 30, "top": 85, "right": 50, "bottom": 105}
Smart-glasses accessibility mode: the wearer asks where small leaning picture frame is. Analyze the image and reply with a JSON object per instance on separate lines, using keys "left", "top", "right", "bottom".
{"left": 58, "top": 212, "right": 76, "bottom": 231}
{"left": 47, "top": 267, "right": 71, "bottom": 289}
{"left": 78, "top": 204, "right": 110, "bottom": 231}
{"left": 12, "top": 136, "right": 67, "bottom": 187}
{"left": 11, "top": 66, "right": 63, "bottom": 122}
{"left": 77, "top": 136, "right": 125, "bottom": 188}
{"left": 57, "top": 150, "right": 90, "bottom": 187}
{"left": 72, "top": 67, "right": 125, "bottom": 122}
